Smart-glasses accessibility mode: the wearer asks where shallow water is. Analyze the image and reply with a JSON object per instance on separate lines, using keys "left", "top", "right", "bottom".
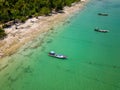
{"left": 0, "top": 0, "right": 120, "bottom": 90}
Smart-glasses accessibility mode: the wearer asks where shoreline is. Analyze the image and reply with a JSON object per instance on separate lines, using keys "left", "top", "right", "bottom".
{"left": 0, "top": 0, "right": 88, "bottom": 59}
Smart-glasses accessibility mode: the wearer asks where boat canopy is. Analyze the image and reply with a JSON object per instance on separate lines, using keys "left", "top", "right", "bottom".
{"left": 50, "top": 51, "right": 55, "bottom": 54}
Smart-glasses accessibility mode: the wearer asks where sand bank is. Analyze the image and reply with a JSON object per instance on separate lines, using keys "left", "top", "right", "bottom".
{"left": 0, "top": 0, "right": 88, "bottom": 58}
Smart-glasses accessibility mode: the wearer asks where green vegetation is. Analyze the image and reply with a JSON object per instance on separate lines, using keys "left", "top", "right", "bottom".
{"left": 0, "top": 28, "right": 7, "bottom": 39}
{"left": 0, "top": 0, "right": 81, "bottom": 39}
{"left": 0, "top": 0, "right": 81, "bottom": 23}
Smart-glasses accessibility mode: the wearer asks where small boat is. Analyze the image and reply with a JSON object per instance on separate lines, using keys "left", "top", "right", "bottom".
{"left": 94, "top": 28, "right": 109, "bottom": 33}
{"left": 48, "top": 51, "right": 67, "bottom": 59}
{"left": 98, "top": 13, "right": 108, "bottom": 16}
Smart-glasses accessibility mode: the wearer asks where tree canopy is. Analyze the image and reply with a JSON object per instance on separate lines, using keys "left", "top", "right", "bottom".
{"left": 0, "top": 0, "right": 81, "bottom": 23}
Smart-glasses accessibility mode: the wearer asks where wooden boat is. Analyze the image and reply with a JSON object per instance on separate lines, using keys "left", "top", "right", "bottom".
{"left": 94, "top": 28, "right": 109, "bottom": 33}
{"left": 98, "top": 13, "right": 108, "bottom": 16}
{"left": 48, "top": 51, "right": 67, "bottom": 59}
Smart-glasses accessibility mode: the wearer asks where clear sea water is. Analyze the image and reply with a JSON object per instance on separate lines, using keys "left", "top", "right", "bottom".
{"left": 0, "top": 0, "right": 120, "bottom": 90}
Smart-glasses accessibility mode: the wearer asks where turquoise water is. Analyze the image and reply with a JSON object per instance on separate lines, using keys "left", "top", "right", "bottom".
{"left": 0, "top": 0, "right": 120, "bottom": 90}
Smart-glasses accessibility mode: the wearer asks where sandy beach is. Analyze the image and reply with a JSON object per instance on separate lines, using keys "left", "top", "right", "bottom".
{"left": 0, "top": 0, "right": 88, "bottom": 58}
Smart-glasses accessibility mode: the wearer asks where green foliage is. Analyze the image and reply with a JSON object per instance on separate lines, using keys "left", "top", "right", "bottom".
{"left": 0, "top": 28, "right": 7, "bottom": 39}
{"left": 40, "top": 7, "right": 51, "bottom": 15}
{"left": 0, "top": 0, "right": 81, "bottom": 23}
{"left": 20, "top": 17, "right": 27, "bottom": 23}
